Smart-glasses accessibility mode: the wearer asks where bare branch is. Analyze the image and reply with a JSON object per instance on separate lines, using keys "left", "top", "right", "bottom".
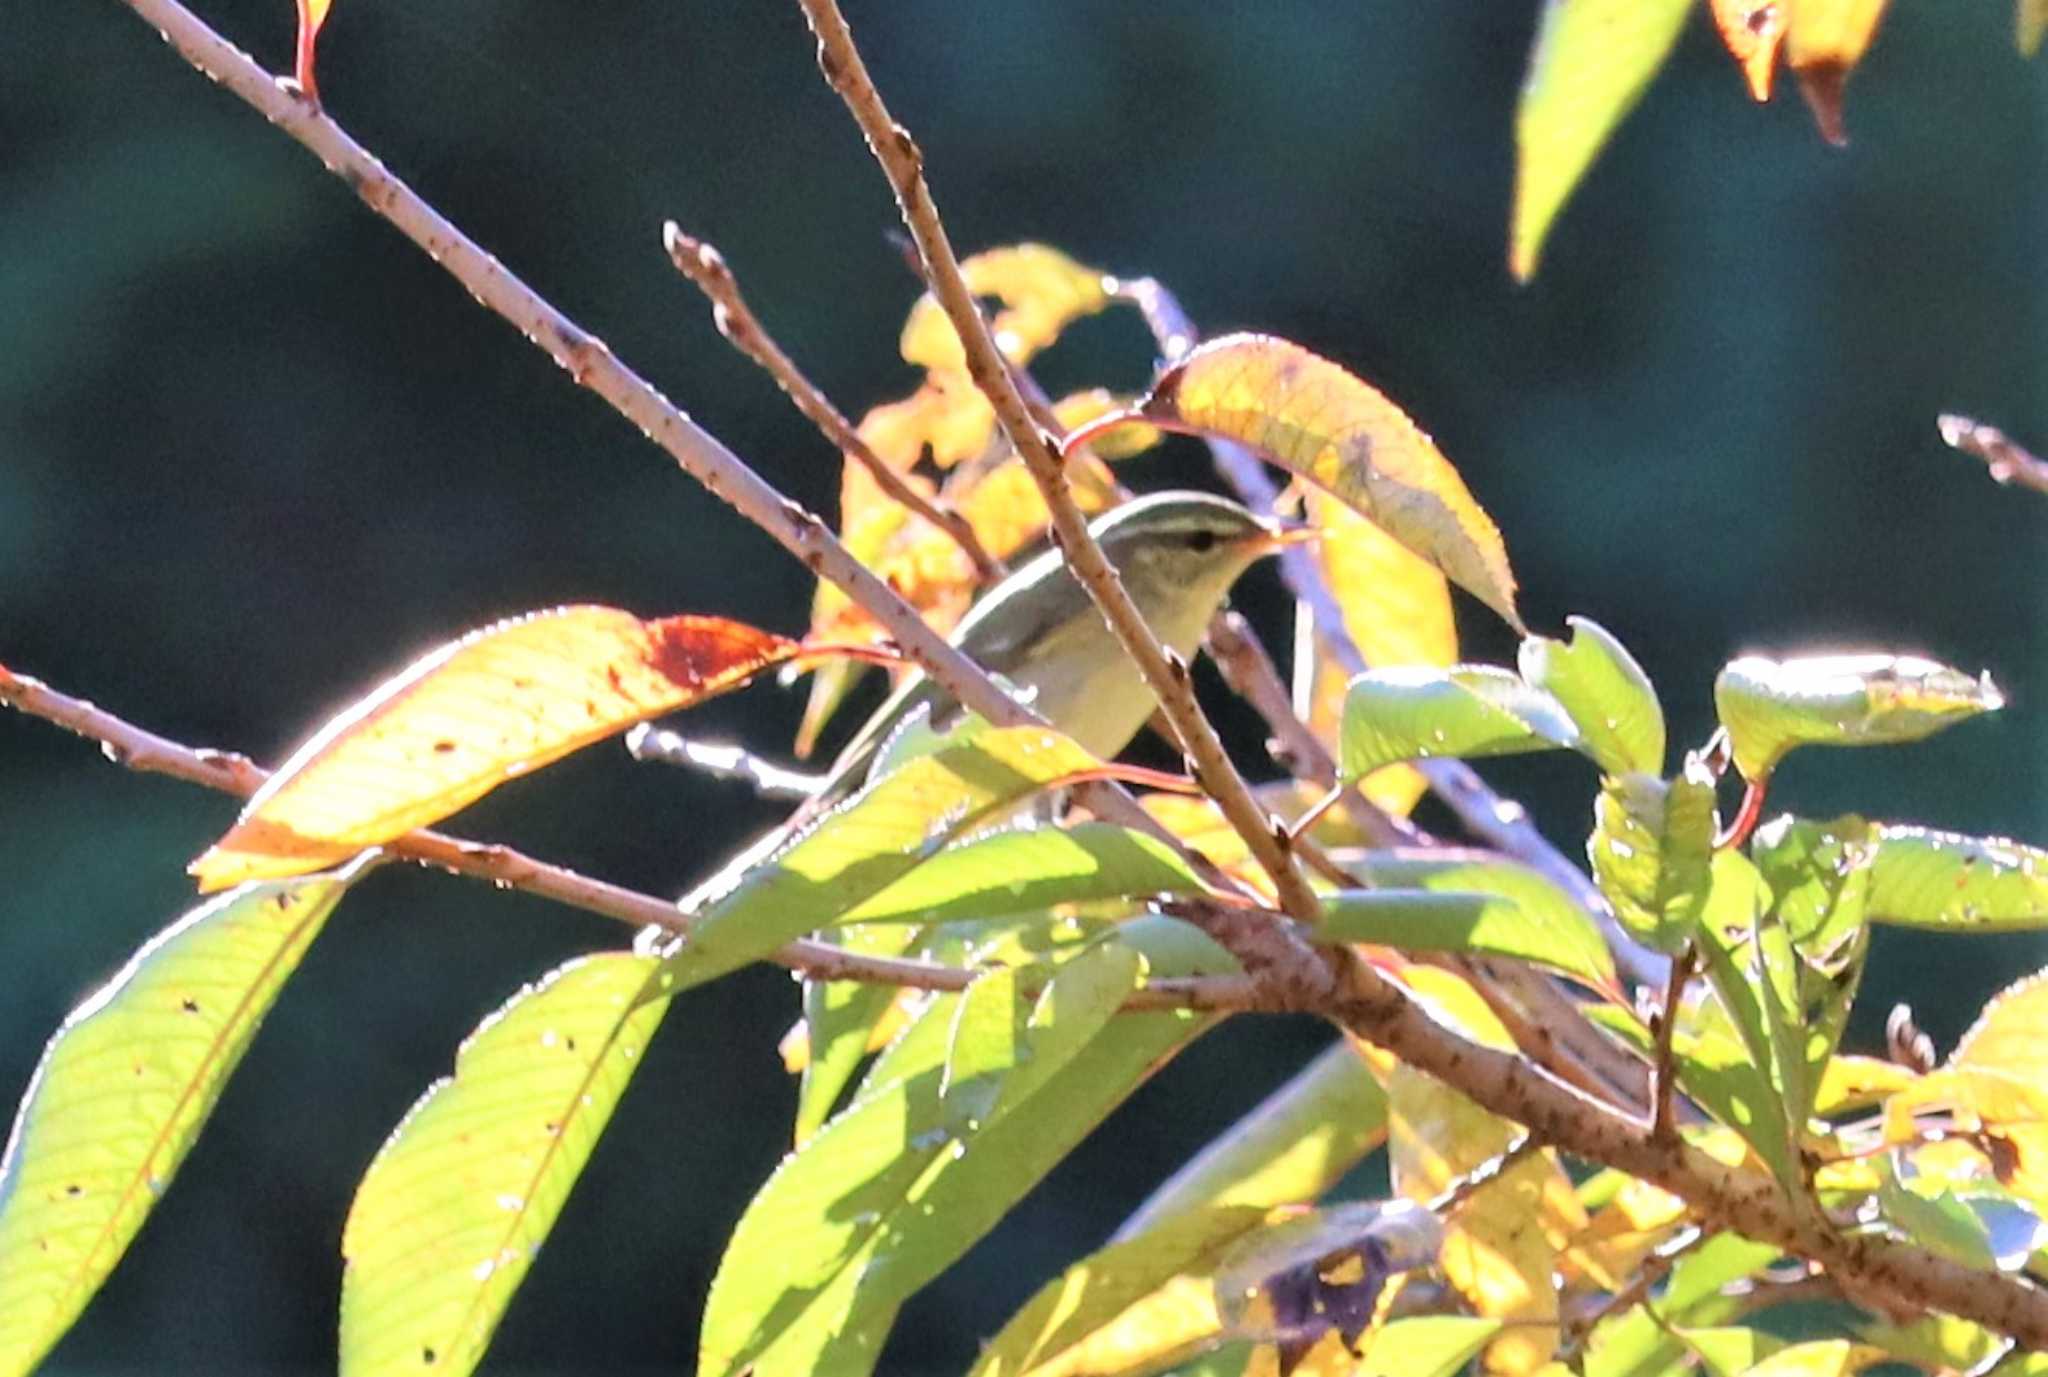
{"left": 624, "top": 723, "right": 823, "bottom": 800}
{"left": 662, "top": 223, "right": 1003, "bottom": 580}
{"left": 1939, "top": 413, "right": 2048, "bottom": 495}
{"left": 796, "top": 0, "right": 1324, "bottom": 925}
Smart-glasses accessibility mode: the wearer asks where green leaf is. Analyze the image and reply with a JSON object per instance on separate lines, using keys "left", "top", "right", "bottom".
{"left": 339, "top": 952, "right": 681, "bottom": 1377}
{"left": 1340, "top": 665, "right": 1578, "bottom": 784}
{"left": 1319, "top": 889, "right": 1614, "bottom": 990}
{"left": 663, "top": 725, "right": 1113, "bottom": 989}
{"left": 1511, "top": 0, "right": 1693, "bottom": 281}
{"left": 1588, "top": 757, "right": 1717, "bottom": 953}
{"left": 1519, "top": 615, "right": 1664, "bottom": 777}
{"left": 1115, "top": 1041, "right": 1387, "bottom": 1238}
{"left": 1688, "top": 852, "right": 1801, "bottom": 1188}
{"left": 1713, "top": 653, "right": 2002, "bottom": 781}
{"left": 702, "top": 922, "right": 1229, "bottom": 1377}
{"left": 1586, "top": 1234, "right": 1781, "bottom": 1377}
{"left": 1877, "top": 1156, "right": 1997, "bottom": 1271}
{"left": 1860, "top": 1315, "right": 2004, "bottom": 1373}
{"left": 0, "top": 861, "right": 367, "bottom": 1377}
{"left": 1865, "top": 825, "right": 2048, "bottom": 932}
{"left": 1340, "top": 848, "right": 1616, "bottom": 991}
{"left": 970, "top": 1204, "right": 1277, "bottom": 1377}
{"left": 839, "top": 822, "right": 1205, "bottom": 926}
{"left": 1681, "top": 1326, "right": 1784, "bottom": 1377}
{"left": 794, "top": 925, "right": 924, "bottom": 1145}
{"left": 1356, "top": 1316, "right": 1503, "bottom": 1377}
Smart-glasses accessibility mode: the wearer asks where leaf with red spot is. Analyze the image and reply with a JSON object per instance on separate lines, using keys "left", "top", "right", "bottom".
{"left": 190, "top": 607, "right": 797, "bottom": 890}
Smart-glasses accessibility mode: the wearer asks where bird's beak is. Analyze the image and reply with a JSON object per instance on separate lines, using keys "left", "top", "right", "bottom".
{"left": 1251, "top": 514, "right": 1318, "bottom": 550}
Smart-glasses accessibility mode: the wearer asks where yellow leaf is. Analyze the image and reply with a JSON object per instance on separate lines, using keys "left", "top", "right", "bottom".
{"left": 1711, "top": 0, "right": 1788, "bottom": 100}
{"left": 295, "top": 0, "right": 333, "bottom": 98}
{"left": 1884, "top": 967, "right": 2048, "bottom": 1207}
{"left": 900, "top": 244, "right": 1110, "bottom": 374}
{"left": 1142, "top": 334, "right": 1521, "bottom": 629}
{"left": 1786, "top": 0, "right": 1893, "bottom": 145}
{"left": 1053, "top": 389, "right": 1161, "bottom": 461}
{"left": 191, "top": 607, "right": 795, "bottom": 889}
{"left": 2024, "top": 0, "right": 2048, "bottom": 56}
{"left": 1511, "top": 0, "right": 1694, "bottom": 281}
{"left": 1741, "top": 1339, "right": 1890, "bottom": 1377}
{"left": 1140, "top": 793, "right": 1275, "bottom": 900}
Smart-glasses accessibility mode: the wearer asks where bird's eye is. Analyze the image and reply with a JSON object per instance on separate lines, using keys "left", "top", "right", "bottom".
{"left": 1185, "top": 529, "right": 1220, "bottom": 554}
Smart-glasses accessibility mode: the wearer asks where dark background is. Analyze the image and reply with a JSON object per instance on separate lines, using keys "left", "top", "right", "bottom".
{"left": 4, "top": 3, "right": 2045, "bottom": 1372}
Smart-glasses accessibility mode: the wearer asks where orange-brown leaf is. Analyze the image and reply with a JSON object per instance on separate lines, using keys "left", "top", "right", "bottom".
{"left": 1711, "top": 0, "right": 1788, "bottom": 100}
{"left": 294, "top": 0, "right": 333, "bottom": 99}
{"left": 191, "top": 607, "right": 795, "bottom": 889}
{"left": 1143, "top": 335, "right": 1521, "bottom": 630}
{"left": 1786, "top": 0, "right": 1893, "bottom": 145}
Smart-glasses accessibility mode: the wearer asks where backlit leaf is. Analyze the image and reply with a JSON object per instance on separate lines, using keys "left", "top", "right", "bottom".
{"left": 1340, "top": 849, "right": 1615, "bottom": 992}
{"left": 1865, "top": 825, "right": 2048, "bottom": 932}
{"left": 900, "top": 243, "right": 1109, "bottom": 374}
{"left": 1876, "top": 1155, "right": 1997, "bottom": 1271}
{"left": 1740, "top": 1340, "right": 1888, "bottom": 1377}
{"left": 1140, "top": 335, "right": 1521, "bottom": 627}
{"left": 1117, "top": 1042, "right": 1389, "bottom": 1238}
{"left": 1711, "top": 0, "right": 1788, "bottom": 99}
{"left": 339, "top": 953, "right": 679, "bottom": 1377}
{"left": 2024, "top": 0, "right": 2048, "bottom": 56}
{"left": 663, "top": 726, "right": 1120, "bottom": 990}
{"left": 1320, "top": 890, "right": 1612, "bottom": 992}
{"left": 1511, "top": 0, "right": 1693, "bottom": 281}
{"left": 1518, "top": 616, "right": 1664, "bottom": 777}
{"left": 1341, "top": 666, "right": 1577, "bottom": 784}
{"left": 192, "top": 607, "right": 796, "bottom": 889}
{"left": 969, "top": 1205, "right": 1281, "bottom": 1377}
{"left": 701, "top": 921, "right": 1232, "bottom": 1377}
{"left": 0, "top": 861, "right": 367, "bottom": 1376}
{"left": 1713, "top": 653, "right": 2000, "bottom": 781}
{"left": 1588, "top": 758, "right": 1716, "bottom": 953}
{"left": 1355, "top": 1318, "right": 1504, "bottom": 1377}
{"left": 295, "top": 0, "right": 333, "bottom": 97}
{"left": 792, "top": 926, "right": 925, "bottom": 1143}
{"left": 1212, "top": 1201, "right": 1444, "bottom": 1359}
{"left": 1786, "top": 0, "right": 1893, "bottom": 145}
{"left": 840, "top": 822, "right": 1206, "bottom": 926}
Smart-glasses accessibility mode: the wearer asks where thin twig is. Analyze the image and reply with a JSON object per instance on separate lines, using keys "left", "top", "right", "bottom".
{"left": 624, "top": 723, "right": 823, "bottom": 800}
{"left": 1425, "top": 1134, "right": 1542, "bottom": 1216}
{"left": 797, "top": 0, "right": 1324, "bottom": 926}
{"left": 662, "top": 223, "right": 1002, "bottom": 580}
{"left": 1558, "top": 1225, "right": 1705, "bottom": 1361}
{"left": 0, "top": 663, "right": 1243, "bottom": 1010}
{"left": 1938, "top": 413, "right": 2048, "bottom": 495}
{"left": 1650, "top": 948, "right": 1696, "bottom": 1141}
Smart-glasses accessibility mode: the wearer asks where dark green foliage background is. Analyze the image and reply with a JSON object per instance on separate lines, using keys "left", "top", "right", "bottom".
{"left": 3, "top": 3, "right": 2044, "bottom": 1371}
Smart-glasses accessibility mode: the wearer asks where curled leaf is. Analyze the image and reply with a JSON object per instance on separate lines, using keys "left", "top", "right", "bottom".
{"left": 1139, "top": 334, "right": 1521, "bottom": 628}
{"left": 1713, "top": 652, "right": 2001, "bottom": 782}
{"left": 1512, "top": 0, "right": 1694, "bottom": 281}
{"left": 1786, "top": 0, "right": 1893, "bottom": 145}
{"left": 191, "top": 607, "right": 797, "bottom": 889}
{"left": 0, "top": 861, "right": 367, "bottom": 1374}
{"left": 1518, "top": 615, "right": 1664, "bottom": 777}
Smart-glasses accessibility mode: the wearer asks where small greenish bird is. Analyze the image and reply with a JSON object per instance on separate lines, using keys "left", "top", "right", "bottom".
{"left": 672, "top": 489, "right": 1299, "bottom": 910}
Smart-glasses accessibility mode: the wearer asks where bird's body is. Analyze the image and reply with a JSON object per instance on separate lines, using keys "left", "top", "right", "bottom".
{"left": 671, "top": 490, "right": 1290, "bottom": 915}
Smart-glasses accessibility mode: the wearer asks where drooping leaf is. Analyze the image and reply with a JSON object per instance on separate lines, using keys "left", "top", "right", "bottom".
{"left": 0, "top": 861, "right": 369, "bottom": 1375}
{"left": 701, "top": 920, "right": 1234, "bottom": 1377}
{"left": 1714, "top": 652, "right": 2002, "bottom": 783}
{"left": 1588, "top": 758, "right": 1717, "bottom": 953}
{"left": 1138, "top": 334, "right": 1521, "bottom": 628}
{"left": 1518, "top": 616, "right": 1664, "bottom": 777}
{"left": 970, "top": 1204, "right": 1280, "bottom": 1377}
{"left": 295, "top": 0, "right": 334, "bottom": 98}
{"left": 1349, "top": 850, "right": 1614, "bottom": 991}
{"left": 1341, "top": 665, "right": 1577, "bottom": 784}
{"left": 1299, "top": 487, "right": 1459, "bottom": 815}
{"left": 1318, "top": 888, "right": 1613, "bottom": 993}
{"left": 1710, "top": 0, "right": 1788, "bottom": 99}
{"left": 664, "top": 725, "right": 1120, "bottom": 990}
{"left": 1117, "top": 1041, "right": 1389, "bottom": 1239}
{"left": 339, "top": 953, "right": 679, "bottom": 1377}
{"left": 1511, "top": 0, "right": 1694, "bottom": 281}
{"left": 1865, "top": 825, "right": 2048, "bottom": 931}
{"left": 1785, "top": 0, "right": 1893, "bottom": 145}
{"left": 793, "top": 925, "right": 926, "bottom": 1145}
{"left": 899, "top": 243, "right": 1109, "bottom": 374}
{"left": 191, "top": 607, "right": 797, "bottom": 889}
{"left": 2024, "top": 0, "right": 2048, "bottom": 56}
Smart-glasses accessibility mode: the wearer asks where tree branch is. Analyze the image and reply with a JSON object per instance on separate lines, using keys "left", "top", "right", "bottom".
{"left": 795, "top": 0, "right": 1324, "bottom": 926}
{"left": 662, "top": 223, "right": 1002, "bottom": 580}
{"left": 1939, "top": 413, "right": 2048, "bottom": 495}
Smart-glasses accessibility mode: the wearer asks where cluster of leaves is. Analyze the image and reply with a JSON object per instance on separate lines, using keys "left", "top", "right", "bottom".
{"left": 5, "top": 247, "right": 2048, "bottom": 1377}
{"left": 1513, "top": 0, "right": 2047, "bottom": 278}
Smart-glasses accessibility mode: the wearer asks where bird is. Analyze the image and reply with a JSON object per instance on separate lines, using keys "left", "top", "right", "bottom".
{"left": 669, "top": 489, "right": 1302, "bottom": 913}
